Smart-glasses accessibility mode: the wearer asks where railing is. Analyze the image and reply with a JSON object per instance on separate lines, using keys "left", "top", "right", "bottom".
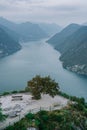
{"left": 0, "top": 104, "right": 63, "bottom": 130}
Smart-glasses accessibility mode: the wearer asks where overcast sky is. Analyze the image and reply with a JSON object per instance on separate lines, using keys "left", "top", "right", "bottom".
{"left": 0, "top": 0, "right": 87, "bottom": 25}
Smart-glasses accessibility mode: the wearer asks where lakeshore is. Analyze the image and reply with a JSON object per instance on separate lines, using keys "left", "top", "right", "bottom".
{"left": 0, "top": 41, "right": 87, "bottom": 101}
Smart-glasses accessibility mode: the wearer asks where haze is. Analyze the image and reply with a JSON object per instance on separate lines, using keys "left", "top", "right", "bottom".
{"left": 0, "top": 0, "right": 87, "bottom": 25}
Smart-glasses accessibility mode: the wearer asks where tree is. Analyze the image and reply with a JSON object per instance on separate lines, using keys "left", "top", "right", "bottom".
{"left": 26, "top": 75, "right": 59, "bottom": 99}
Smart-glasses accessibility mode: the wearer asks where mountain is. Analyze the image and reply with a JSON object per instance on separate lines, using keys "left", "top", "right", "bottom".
{"left": 60, "top": 26, "right": 87, "bottom": 75}
{"left": 0, "top": 17, "right": 17, "bottom": 30}
{"left": 47, "top": 23, "right": 80, "bottom": 48}
{"left": 0, "top": 24, "right": 20, "bottom": 42}
{"left": 0, "top": 17, "right": 48, "bottom": 42}
{"left": 47, "top": 24, "right": 87, "bottom": 75}
{"left": 0, "top": 17, "right": 20, "bottom": 42}
{"left": 39, "top": 23, "right": 62, "bottom": 36}
{"left": 14, "top": 22, "right": 48, "bottom": 42}
{"left": 0, "top": 27, "right": 21, "bottom": 58}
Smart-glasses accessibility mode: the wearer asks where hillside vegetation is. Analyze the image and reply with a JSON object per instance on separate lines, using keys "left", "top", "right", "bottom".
{"left": 4, "top": 96, "right": 87, "bottom": 130}
{"left": 0, "top": 27, "right": 21, "bottom": 58}
{"left": 48, "top": 24, "right": 87, "bottom": 75}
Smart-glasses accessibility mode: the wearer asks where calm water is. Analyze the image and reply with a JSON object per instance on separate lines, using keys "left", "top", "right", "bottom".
{"left": 0, "top": 39, "right": 87, "bottom": 101}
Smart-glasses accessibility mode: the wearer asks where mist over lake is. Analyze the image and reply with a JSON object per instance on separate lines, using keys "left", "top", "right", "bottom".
{"left": 0, "top": 39, "right": 87, "bottom": 101}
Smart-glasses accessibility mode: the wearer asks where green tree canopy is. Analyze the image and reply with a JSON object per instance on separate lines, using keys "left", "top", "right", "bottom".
{"left": 26, "top": 75, "right": 59, "bottom": 99}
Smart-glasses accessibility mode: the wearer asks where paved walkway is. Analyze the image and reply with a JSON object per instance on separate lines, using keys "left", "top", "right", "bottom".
{"left": 0, "top": 94, "right": 68, "bottom": 130}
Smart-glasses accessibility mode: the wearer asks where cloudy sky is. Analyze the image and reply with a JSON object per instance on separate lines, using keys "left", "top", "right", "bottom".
{"left": 0, "top": 0, "right": 87, "bottom": 25}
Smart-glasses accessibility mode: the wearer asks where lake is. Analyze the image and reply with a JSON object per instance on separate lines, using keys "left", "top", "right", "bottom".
{"left": 0, "top": 39, "right": 87, "bottom": 101}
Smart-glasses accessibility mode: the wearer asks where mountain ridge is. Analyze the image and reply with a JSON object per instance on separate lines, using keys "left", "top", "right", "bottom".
{"left": 47, "top": 23, "right": 87, "bottom": 75}
{"left": 0, "top": 17, "right": 48, "bottom": 42}
{"left": 47, "top": 23, "right": 80, "bottom": 48}
{"left": 0, "top": 27, "right": 21, "bottom": 58}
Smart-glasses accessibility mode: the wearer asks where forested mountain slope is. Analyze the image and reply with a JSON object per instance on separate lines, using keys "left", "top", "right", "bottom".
{"left": 0, "top": 27, "right": 21, "bottom": 58}
{"left": 48, "top": 24, "right": 87, "bottom": 75}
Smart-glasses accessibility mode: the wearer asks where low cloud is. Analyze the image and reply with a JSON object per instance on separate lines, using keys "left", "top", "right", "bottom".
{"left": 0, "top": 0, "right": 87, "bottom": 25}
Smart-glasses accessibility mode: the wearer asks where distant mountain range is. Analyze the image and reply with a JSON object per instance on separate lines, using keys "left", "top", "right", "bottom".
{"left": 39, "top": 23, "right": 62, "bottom": 36}
{"left": 47, "top": 23, "right": 87, "bottom": 75}
{"left": 0, "top": 17, "right": 46, "bottom": 58}
{"left": 0, "top": 17, "right": 62, "bottom": 58}
{"left": 13, "top": 22, "right": 48, "bottom": 42}
{"left": 0, "top": 17, "right": 48, "bottom": 42}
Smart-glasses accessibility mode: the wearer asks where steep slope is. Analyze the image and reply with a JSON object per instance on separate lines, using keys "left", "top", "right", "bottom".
{"left": 0, "top": 17, "right": 48, "bottom": 42}
{"left": 48, "top": 24, "right": 87, "bottom": 75}
{"left": 60, "top": 26, "right": 87, "bottom": 75}
{"left": 0, "top": 24, "right": 20, "bottom": 42}
{"left": 0, "top": 27, "right": 21, "bottom": 58}
{"left": 0, "top": 17, "right": 17, "bottom": 30}
{"left": 47, "top": 23, "right": 80, "bottom": 48}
